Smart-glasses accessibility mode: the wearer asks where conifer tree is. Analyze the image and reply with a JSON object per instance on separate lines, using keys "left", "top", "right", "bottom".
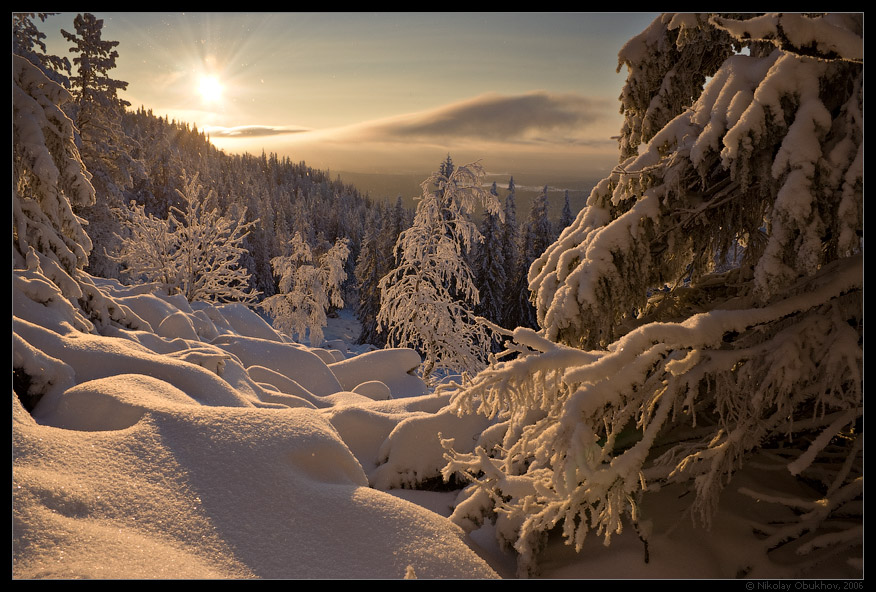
{"left": 12, "top": 13, "right": 71, "bottom": 86}
{"left": 511, "top": 184, "right": 552, "bottom": 330}
{"left": 13, "top": 53, "right": 126, "bottom": 332}
{"left": 13, "top": 53, "right": 93, "bottom": 292}
{"left": 524, "top": 185, "right": 554, "bottom": 267}
{"left": 474, "top": 182, "right": 507, "bottom": 332}
{"left": 444, "top": 13, "right": 863, "bottom": 577}
{"left": 559, "top": 189, "right": 575, "bottom": 235}
{"left": 500, "top": 178, "right": 526, "bottom": 329}
{"left": 354, "top": 209, "right": 388, "bottom": 347}
{"left": 62, "top": 13, "right": 144, "bottom": 278}
{"left": 377, "top": 161, "right": 500, "bottom": 379}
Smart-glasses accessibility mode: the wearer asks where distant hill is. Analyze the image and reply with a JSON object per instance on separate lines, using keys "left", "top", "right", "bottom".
{"left": 334, "top": 170, "right": 603, "bottom": 224}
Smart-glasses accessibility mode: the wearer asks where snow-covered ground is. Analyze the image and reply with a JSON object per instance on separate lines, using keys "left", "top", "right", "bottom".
{"left": 12, "top": 276, "right": 860, "bottom": 579}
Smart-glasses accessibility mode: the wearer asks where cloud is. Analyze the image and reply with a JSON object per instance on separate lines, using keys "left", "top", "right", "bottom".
{"left": 208, "top": 91, "right": 622, "bottom": 177}
{"left": 207, "top": 91, "right": 615, "bottom": 147}
{"left": 349, "top": 91, "right": 613, "bottom": 145}
{"left": 205, "top": 124, "right": 311, "bottom": 138}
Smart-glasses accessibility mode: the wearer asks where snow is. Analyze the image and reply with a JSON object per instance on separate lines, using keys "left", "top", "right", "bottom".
{"left": 15, "top": 270, "right": 861, "bottom": 579}
{"left": 13, "top": 275, "right": 500, "bottom": 579}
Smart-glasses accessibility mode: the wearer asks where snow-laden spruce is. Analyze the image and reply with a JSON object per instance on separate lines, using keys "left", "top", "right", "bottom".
{"left": 61, "top": 13, "right": 145, "bottom": 278}
{"left": 12, "top": 52, "right": 127, "bottom": 333}
{"left": 440, "top": 13, "right": 863, "bottom": 577}
{"left": 377, "top": 158, "right": 501, "bottom": 380}
{"left": 472, "top": 182, "right": 507, "bottom": 334}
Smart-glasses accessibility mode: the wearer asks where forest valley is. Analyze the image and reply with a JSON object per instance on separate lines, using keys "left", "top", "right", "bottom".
{"left": 12, "top": 13, "right": 862, "bottom": 579}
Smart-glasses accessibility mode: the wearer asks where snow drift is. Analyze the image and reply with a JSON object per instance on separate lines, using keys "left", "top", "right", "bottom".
{"left": 12, "top": 275, "right": 499, "bottom": 579}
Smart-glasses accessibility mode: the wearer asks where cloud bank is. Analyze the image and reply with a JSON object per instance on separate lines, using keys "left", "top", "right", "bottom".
{"left": 323, "top": 91, "right": 614, "bottom": 146}
{"left": 210, "top": 91, "right": 621, "bottom": 176}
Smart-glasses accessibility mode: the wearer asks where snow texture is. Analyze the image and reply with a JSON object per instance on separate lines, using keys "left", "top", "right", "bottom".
{"left": 13, "top": 271, "right": 501, "bottom": 579}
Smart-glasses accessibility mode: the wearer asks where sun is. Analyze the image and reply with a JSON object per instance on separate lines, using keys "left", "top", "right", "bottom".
{"left": 197, "top": 74, "right": 224, "bottom": 104}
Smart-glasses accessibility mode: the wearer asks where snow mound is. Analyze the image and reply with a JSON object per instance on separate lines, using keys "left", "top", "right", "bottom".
{"left": 210, "top": 334, "right": 344, "bottom": 397}
{"left": 352, "top": 380, "right": 392, "bottom": 400}
{"left": 215, "top": 302, "right": 285, "bottom": 341}
{"left": 13, "top": 391, "right": 498, "bottom": 579}
{"left": 371, "top": 408, "right": 495, "bottom": 489}
{"left": 35, "top": 373, "right": 199, "bottom": 431}
{"left": 329, "top": 348, "right": 428, "bottom": 398}
{"left": 13, "top": 274, "right": 499, "bottom": 579}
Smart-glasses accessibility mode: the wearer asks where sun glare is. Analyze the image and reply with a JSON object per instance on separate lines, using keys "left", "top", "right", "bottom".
{"left": 198, "top": 75, "right": 224, "bottom": 104}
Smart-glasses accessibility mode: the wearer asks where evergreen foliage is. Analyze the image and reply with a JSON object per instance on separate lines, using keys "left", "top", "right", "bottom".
{"left": 12, "top": 52, "right": 126, "bottom": 332}
{"left": 377, "top": 160, "right": 501, "bottom": 379}
{"left": 519, "top": 184, "right": 553, "bottom": 329}
{"left": 443, "top": 13, "right": 863, "bottom": 577}
{"left": 499, "top": 179, "right": 528, "bottom": 330}
{"left": 473, "top": 183, "right": 507, "bottom": 325}
{"left": 12, "top": 13, "right": 71, "bottom": 86}
{"left": 559, "top": 189, "right": 574, "bottom": 234}
{"left": 61, "top": 13, "right": 145, "bottom": 278}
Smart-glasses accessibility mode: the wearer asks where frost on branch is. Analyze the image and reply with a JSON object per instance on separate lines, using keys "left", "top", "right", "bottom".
{"left": 377, "top": 159, "right": 501, "bottom": 380}
{"left": 260, "top": 232, "right": 350, "bottom": 348}
{"left": 444, "top": 13, "right": 862, "bottom": 577}
{"left": 114, "top": 173, "right": 260, "bottom": 305}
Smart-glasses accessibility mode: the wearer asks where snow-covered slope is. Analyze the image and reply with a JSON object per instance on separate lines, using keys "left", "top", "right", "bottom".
{"left": 12, "top": 274, "right": 498, "bottom": 579}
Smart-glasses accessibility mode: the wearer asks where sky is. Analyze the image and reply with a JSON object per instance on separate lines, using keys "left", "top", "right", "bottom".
{"left": 39, "top": 12, "right": 661, "bottom": 179}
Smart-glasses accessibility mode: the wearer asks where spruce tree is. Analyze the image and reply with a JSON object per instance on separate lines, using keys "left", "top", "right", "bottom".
{"left": 354, "top": 208, "right": 388, "bottom": 347}
{"left": 12, "top": 13, "right": 71, "bottom": 86}
{"left": 444, "top": 13, "right": 863, "bottom": 577}
{"left": 524, "top": 185, "right": 554, "bottom": 267}
{"left": 500, "top": 178, "right": 526, "bottom": 329}
{"left": 559, "top": 189, "right": 574, "bottom": 235}
{"left": 377, "top": 161, "right": 500, "bottom": 379}
{"left": 474, "top": 182, "right": 507, "bottom": 333}
{"left": 513, "top": 184, "right": 552, "bottom": 330}
{"left": 13, "top": 53, "right": 125, "bottom": 332}
{"left": 62, "top": 13, "right": 143, "bottom": 278}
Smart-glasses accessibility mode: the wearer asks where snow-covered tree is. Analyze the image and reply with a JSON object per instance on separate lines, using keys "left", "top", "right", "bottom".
{"left": 261, "top": 232, "right": 350, "bottom": 348}
{"left": 12, "top": 13, "right": 71, "bottom": 86}
{"left": 443, "top": 13, "right": 862, "bottom": 577}
{"left": 13, "top": 54, "right": 92, "bottom": 276}
{"left": 474, "top": 182, "right": 507, "bottom": 332}
{"left": 559, "top": 189, "right": 574, "bottom": 234}
{"left": 62, "top": 13, "right": 144, "bottom": 278}
{"left": 356, "top": 197, "right": 412, "bottom": 347}
{"left": 115, "top": 173, "right": 260, "bottom": 304}
{"left": 13, "top": 51, "right": 132, "bottom": 336}
{"left": 500, "top": 178, "right": 528, "bottom": 329}
{"left": 518, "top": 184, "right": 553, "bottom": 328}
{"left": 377, "top": 160, "right": 501, "bottom": 379}
{"left": 524, "top": 185, "right": 554, "bottom": 263}
{"left": 354, "top": 222, "right": 385, "bottom": 347}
